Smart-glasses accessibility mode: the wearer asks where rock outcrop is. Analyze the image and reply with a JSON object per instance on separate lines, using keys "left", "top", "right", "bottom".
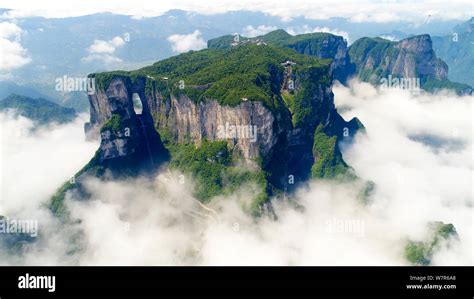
{"left": 348, "top": 34, "right": 471, "bottom": 94}
{"left": 85, "top": 76, "right": 167, "bottom": 171}
{"left": 84, "top": 44, "right": 362, "bottom": 188}
{"left": 209, "top": 30, "right": 471, "bottom": 95}
{"left": 51, "top": 43, "right": 364, "bottom": 216}
{"left": 349, "top": 35, "right": 448, "bottom": 83}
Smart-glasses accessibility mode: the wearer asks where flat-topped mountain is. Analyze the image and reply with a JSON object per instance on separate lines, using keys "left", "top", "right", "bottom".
{"left": 51, "top": 43, "right": 363, "bottom": 216}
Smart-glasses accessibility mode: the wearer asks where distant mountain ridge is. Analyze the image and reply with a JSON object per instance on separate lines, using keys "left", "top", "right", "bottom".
{"left": 432, "top": 17, "right": 474, "bottom": 86}
{"left": 349, "top": 34, "right": 472, "bottom": 95}
{"left": 210, "top": 29, "right": 471, "bottom": 95}
{"left": 0, "top": 94, "right": 77, "bottom": 124}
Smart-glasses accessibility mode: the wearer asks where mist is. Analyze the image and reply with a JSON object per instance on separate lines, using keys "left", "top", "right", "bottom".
{"left": 0, "top": 81, "right": 472, "bottom": 265}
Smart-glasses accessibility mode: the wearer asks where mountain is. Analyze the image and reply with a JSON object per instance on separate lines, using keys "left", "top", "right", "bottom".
{"left": 209, "top": 30, "right": 471, "bottom": 95}
{"left": 0, "top": 94, "right": 77, "bottom": 124}
{"left": 5, "top": 10, "right": 463, "bottom": 113}
{"left": 208, "top": 29, "right": 354, "bottom": 84}
{"left": 0, "top": 81, "right": 55, "bottom": 101}
{"left": 432, "top": 18, "right": 474, "bottom": 86}
{"left": 50, "top": 43, "right": 363, "bottom": 216}
{"left": 404, "top": 221, "right": 458, "bottom": 265}
{"left": 349, "top": 34, "right": 472, "bottom": 95}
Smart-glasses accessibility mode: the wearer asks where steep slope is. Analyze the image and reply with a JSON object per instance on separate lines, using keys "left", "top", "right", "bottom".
{"left": 208, "top": 29, "right": 355, "bottom": 84}
{"left": 51, "top": 44, "right": 363, "bottom": 216}
{"left": 349, "top": 34, "right": 472, "bottom": 95}
{"left": 0, "top": 94, "right": 77, "bottom": 124}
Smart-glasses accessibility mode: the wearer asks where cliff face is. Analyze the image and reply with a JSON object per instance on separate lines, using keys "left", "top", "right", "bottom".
{"left": 151, "top": 95, "right": 277, "bottom": 160}
{"left": 85, "top": 76, "right": 167, "bottom": 170}
{"left": 83, "top": 44, "right": 362, "bottom": 193}
{"left": 208, "top": 31, "right": 470, "bottom": 94}
{"left": 284, "top": 34, "right": 355, "bottom": 84}
{"left": 49, "top": 41, "right": 366, "bottom": 217}
{"left": 349, "top": 34, "right": 448, "bottom": 84}
{"left": 85, "top": 72, "right": 351, "bottom": 185}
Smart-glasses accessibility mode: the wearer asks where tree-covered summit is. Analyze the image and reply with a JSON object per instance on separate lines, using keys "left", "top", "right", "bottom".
{"left": 91, "top": 43, "right": 332, "bottom": 112}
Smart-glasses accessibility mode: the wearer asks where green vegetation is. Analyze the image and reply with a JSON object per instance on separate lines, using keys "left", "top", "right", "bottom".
{"left": 423, "top": 79, "right": 472, "bottom": 95}
{"left": 311, "top": 124, "right": 350, "bottom": 179}
{"left": 404, "top": 222, "right": 458, "bottom": 265}
{"left": 349, "top": 36, "right": 472, "bottom": 94}
{"left": 161, "top": 134, "right": 269, "bottom": 215}
{"left": 207, "top": 34, "right": 250, "bottom": 48}
{"left": 291, "top": 67, "right": 332, "bottom": 128}
{"left": 348, "top": 37, "right": 398, "bottom": 83}
{"left": 100, "top": 114, "right": 122, "bottom": 134}
{"left": 0, "top": 94, "right": 77, "bottom": 124}
{"left": 91, "top": 44, "right": 331, "bottom": 115}
{"left": 49, "top": 150, "right": 104, "bottom": 217}
{"left": 208, "top": 29, "right": 334, "bottom": 50}
{"left": 69, "top": 38, "right": 352, "bottom": 218}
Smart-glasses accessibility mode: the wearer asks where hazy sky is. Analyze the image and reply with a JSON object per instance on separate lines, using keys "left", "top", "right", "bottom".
{"left": 1, "top": 0, "right": 472, "bottom": 22}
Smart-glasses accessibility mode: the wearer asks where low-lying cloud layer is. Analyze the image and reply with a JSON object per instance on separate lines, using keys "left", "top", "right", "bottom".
{"left": 0, "top": 81, "right": 472, "bottom": 265}
{"left": 0, "top": 112, "right": 98, "bottom": 215}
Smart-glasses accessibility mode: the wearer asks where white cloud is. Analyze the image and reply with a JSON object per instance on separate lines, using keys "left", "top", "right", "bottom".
{"left": 242, "top": 25, "right": 277, "bottom": 37}
{"left": 0, "top": 81, "right": 471, "bottom": 266}
{"left": 82, "top": 36, "right": 125, "bottom": 63}
{"left": 0, "top": 22, "right": 31, "bottom": 71}
{"left": 379, "top": 35, "right": 398, "bottom": 41}
{"left": 87, "top": 36, "right": 125, "bottom": 54}
{"left": 0, "top": 113, "right": 98, "bottom": 215}
{"left": 167, "top": 30, "right": 206, "bottom": 53}
{"left": 0, "top": 21, "right": 21, "bottom": 38}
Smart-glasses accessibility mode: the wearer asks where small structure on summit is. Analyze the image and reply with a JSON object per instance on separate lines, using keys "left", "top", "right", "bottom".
{"left": 281, "top": 60, "right": 296, "bottom": 67}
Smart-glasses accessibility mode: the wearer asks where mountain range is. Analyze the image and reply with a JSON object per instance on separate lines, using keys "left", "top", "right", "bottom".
{"left": 1, "top": 10, "right": 472, "bottom": 110}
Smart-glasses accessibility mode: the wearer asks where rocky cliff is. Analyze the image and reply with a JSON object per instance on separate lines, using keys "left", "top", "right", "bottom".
{"left": 349, "top": 35, "right": 447, "bottom": 82}
{"left": 51, "top": 43, "right": 363, "bottom": 215}
{"left": 349, "top": 34, "right": 472, "bottom": 94}
{"left": 208, "top": 30, "right": 471, "bottom": 95}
